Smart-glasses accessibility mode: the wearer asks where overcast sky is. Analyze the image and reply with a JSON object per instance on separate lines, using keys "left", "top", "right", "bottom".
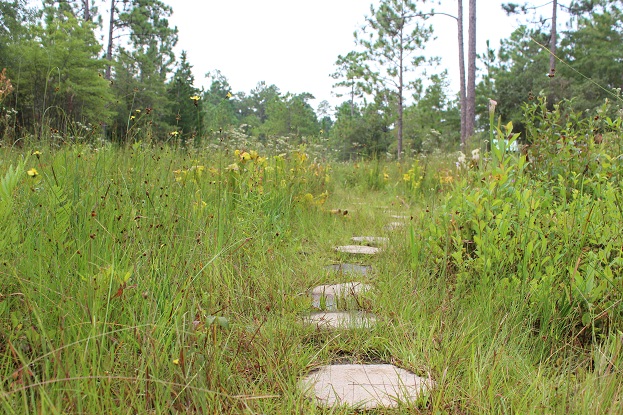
{"left": 164, "top": 1, "right": 541, "bottom": 111}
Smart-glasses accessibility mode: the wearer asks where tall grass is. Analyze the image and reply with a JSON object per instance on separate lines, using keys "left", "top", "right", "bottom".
{"left": 1, "top": 101, "right": 623, "bottom": 414}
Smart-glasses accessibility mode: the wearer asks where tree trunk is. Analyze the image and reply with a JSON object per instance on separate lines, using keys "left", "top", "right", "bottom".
{"left": 84, "top": 0, "right": 90, "bottom": 21}
{"left": 466, "top": 0, "right": 476, "bottom": 139}
{"left": 105, "top": 0, "right": 114, "bottom": 80}
{"left": 549, "top": 0, "right": 557, "bottom": 77}
{"left": 458, "top": 0, "right": 467, "bottom": 150}
{"left": 350, "top": 83, "right": 354, "bottom": 118}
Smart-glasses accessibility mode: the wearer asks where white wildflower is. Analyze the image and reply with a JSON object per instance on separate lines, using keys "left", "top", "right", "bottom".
{"left": 471, "top": 148, "right": 480, "bottom": 163}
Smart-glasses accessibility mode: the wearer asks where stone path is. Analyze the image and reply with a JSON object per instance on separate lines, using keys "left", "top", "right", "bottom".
{"left": 325, "top": 263, "right": 371, "bottom": 275}
{"left": 300, "top": 212, "right": 435, "bottom": 409}
{"left": 310, "top": 282, "right": 372, "bottom": 310}
{"left": 335, "top": 245, "right": 381, "bottom": 255}
{"left": 304, "top": 311, "right": 377, "bottom": 329}
{"left": 384, "top": 221, "right": 406, "bottom": 231}
{"left": 300, "top": 364, "right": 435, "bottom": 409}
{"left": 351, "top": 236, "right": 389, "bottom": 246}
{"left": 390, "top": 215, "right": 411, "bottom": 220}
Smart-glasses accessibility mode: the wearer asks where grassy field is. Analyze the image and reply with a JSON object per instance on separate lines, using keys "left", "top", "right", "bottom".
{"left": 1, "top": 127, "right": 622, "bottom": 413}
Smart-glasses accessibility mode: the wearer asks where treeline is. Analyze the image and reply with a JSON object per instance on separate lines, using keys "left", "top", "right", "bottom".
{"left": 0, "top": 0, "right": 621, "bottom": 159}
{"left": 0, "top": 0, "right": 333, "bottom": 149}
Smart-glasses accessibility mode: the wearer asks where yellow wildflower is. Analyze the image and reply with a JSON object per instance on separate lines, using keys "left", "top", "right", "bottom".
{"left": 440, "top": 171, "right": 454, "bottom": 184}
{"left": 27, "top": 168, "right": 38, "bottom": 177}
{"left": 295, "top": 151, "right": 308, "bottom": 163}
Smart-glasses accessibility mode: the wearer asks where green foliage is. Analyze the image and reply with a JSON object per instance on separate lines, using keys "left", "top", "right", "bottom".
{"left": 427, "top": 100, "right": 623, "bottom": 354}
{"left": 354, "top": 0, "right": 435, "bottom": 157}
{"left": 485, "top": 4, "right": 623, "bottom": 136}
{"left": 1, "top": 127, "right": 623, "bottom": 412}
{"left": 109, "top": 0, "right": 179, "bottom": 141}
{"left": 7, "top": 8, "right": 114, "bottom": 136}
{"left": 256, "top": 92, "right": 319, "bottom": 140}
{"left": 202, "top": 70, "right": 237, "bottom": 132}
{"left": 0, "top": 1, "right": 39, "bottom": 69}
{"left": 403, "top": 72, "right": 461, "bottom": 153}
{"left": 329, "top": 99, "right": 392, "bottom": 160}
{"left": 486, "top": 27, "right": 556, "bottom": 133}
{"left": 560, "top": 4, "right": 623, "bottom": 109}
{"left": 0, "top": 160, "right": 25, "bottom": 260}
{"left": 330, "top": 51, "right": 372, "bottom": 110}
{"left": 523, "top": 96, "right": 623, "bottom": 194}
{"left": 166, "top": 51, "right": 202, "bottom": 144}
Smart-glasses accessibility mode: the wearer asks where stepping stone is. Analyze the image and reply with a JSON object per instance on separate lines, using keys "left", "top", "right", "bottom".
{"left": 325, "top": 263, "right": 371, "bottom": 276}
{"left": 390, "top": 215, "right": 411, "bottom": 220}
{"left": 304, "top": 311, "right": 376, "bottom": 329}
{"left": 300, "top": 364, "right": 435, "bottom": 409}
{"left": 335, "top": 245, "right": 380, "bottom": 255}
{"left": 311, "top": 282, "right": 372, "bottom": 310}
{"left": 351, "top": 236, "right": 389, "bottom": 246}
{"left": 384, "top": 222, "right": 405, "bottom": 231}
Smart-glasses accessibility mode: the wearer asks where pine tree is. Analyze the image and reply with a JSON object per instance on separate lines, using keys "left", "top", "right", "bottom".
{"left": 167, "top": 51, "right": 202, "bottom": 144}
{"left": 355, "top": 0, "right": 434, "bottom": 159}
{"left": 108, "top": 0, "right": 179, "bottom": 140}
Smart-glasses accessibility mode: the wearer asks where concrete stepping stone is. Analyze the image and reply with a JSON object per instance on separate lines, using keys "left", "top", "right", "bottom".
{"left": 390, "top": 215, "right": 411, "bottom": 220}
{"left": 384, "top": 222, "right": 406, "bottom": 231}
{"left": 304, "top": 311, "right": 376, "bottom": 329}
{"left": 311, "top": 282, "right": 372, "bottom": 310}
{"left": 300, "top": 364, "right": 435, "bottom": 409}
{"left": 335, "top": 245, "right": 380, "bottom": 255}
{"left": 325, "top": 263, "right": 371, "bottom": 276}
{"left": 351, "top": 236, "right": 389, "bottom": 246}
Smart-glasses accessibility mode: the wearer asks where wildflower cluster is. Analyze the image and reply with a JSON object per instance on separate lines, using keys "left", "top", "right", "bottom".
{"left": 205, "top": 125, "right": 330, "bottom": 160}
{"left": 173, "top": 165, "right": 214, "bottom": 184}
{"left": 172, "top": 147, "right": 331, "bottom": 207}
{"left": 0, "top": 68, "right": 16, "bottom": 141}
{"left": 439, "top": 169, "right": 454, "bottom": 185}
{"left": 456, "top": 148, "right": 480, "bottom": 170}
{"left": 234, "top": 149, "right": 265, "bottom": 164}
{"left": 0, "top": 68, "right": 13, "bottom": 101}
{"left": 402, "top": 160, "right": 423, "bottom": 193}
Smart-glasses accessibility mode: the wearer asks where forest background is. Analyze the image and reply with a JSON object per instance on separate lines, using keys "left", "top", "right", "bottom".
{"left": 0, "top": 0, "right": 622, "bottom": 158}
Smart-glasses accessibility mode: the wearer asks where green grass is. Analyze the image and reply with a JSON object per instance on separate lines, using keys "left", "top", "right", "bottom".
{"left": 0, "top": 136, "right": 622, "bottom": 414}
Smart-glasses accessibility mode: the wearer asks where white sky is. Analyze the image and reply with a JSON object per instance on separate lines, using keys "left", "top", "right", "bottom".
{"left": 164, "top": 1, "right": 541, "bottom": 112}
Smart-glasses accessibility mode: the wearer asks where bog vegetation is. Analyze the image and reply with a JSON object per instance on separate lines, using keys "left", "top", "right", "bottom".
{"left": 1, "top": 0, "right": 623, "bottom": 413}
